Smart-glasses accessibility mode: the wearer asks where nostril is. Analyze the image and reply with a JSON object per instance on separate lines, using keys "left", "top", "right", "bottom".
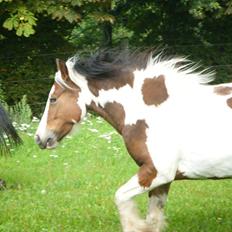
{"left": 46, "top": 137, "right": 54, "bottom": 147}
{"left": 35, "top": 134, "right": 41, "bottom": 144}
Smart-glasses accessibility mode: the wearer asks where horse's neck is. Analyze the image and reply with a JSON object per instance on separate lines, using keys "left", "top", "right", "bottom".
{"left": 87, "top": 72, "right": 134, "bottom": 134}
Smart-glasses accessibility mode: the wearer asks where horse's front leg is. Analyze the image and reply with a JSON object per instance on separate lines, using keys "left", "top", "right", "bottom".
{"left": 115, "top": 174, "right": 172, "bottom": 232}
{"left": 146, "top": 183, "right": 170, "bottom": 232}
{"left": 117, "top": 120, "right": 177, "bottom": 231}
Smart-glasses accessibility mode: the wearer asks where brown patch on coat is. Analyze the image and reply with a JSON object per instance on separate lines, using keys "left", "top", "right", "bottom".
{"left": 142, "top": 75, "right": 169, "bottom": 106}
{"left": 148, "top": 183, "right": 170, "bottom": 208}
{"left": 138, "top": 164, "right": 157, "bottom": 188}
{"left": 104, "top": 102, "right": 125, "bottom": 133}
{"left": 227, "top": 97, "right": 232, "bottom": 109}
{"left": 122, "top": 120, "right": 157, "bottom": 188}
{"left": 88, "top": 101, "right": 126, "bottom": 134}
{"left": 175, "top": 170, "right": 188, "bottom": 180}
{"left": 88, "top": 71, "right": 134, "bottom": 97}
{"left": 214, "top": 86, "right": 232, "bottom": 96}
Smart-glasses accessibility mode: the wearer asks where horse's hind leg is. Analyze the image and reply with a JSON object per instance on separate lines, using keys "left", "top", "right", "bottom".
{"left": 146, "top": 183, "right": 170, "bottom": 232}
{"left": 115, "top": 174, "right": 173, "bottom": 232}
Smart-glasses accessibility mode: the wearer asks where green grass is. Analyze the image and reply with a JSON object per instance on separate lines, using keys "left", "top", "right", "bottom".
{"left": 0, "top": 115, "right": 232, "bottom": 232}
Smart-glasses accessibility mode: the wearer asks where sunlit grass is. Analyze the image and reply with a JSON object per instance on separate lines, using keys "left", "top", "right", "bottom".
{"left": 0, "top": 115, "right": 232, "bottom": 232}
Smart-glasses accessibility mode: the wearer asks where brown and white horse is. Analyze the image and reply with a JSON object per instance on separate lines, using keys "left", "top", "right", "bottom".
{"left": 35, "top": 49, "right": 232, "bottom": 232}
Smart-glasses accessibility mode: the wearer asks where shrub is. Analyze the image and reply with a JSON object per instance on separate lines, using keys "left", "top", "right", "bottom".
{"left": 3, "top": 95, "right": 32, "bottom": 124}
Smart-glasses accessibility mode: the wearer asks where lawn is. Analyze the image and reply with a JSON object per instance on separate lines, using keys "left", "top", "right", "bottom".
{"left": 0, "top": 115, "right": 232, "bottom": 232}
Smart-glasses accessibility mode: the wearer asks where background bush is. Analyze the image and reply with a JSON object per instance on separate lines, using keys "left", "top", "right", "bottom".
{"left": 0, "top": 1, "right": 232, "bottom": 115}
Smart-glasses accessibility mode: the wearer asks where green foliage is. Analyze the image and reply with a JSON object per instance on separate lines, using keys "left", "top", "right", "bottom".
{"left": 0, "top": 83, "right": 5, "bottom": 102}
{"left": 90, "top": 11, "right": 115, "bottom": 24}
{"left": 0, "top": 0, "right": 112, "bottom": 37}
{"left": 3, "top": 95, "right": 32, "bottom": 124}
{"left": 68, "top": 17, "right": 102, "bottom": 50}
{"left": 68, "top": 16, "right": 133, "bottom": 50}
{"left": 225, "top": 0, "right": 232, "bottom": 14}
{"left": 0, "top": 56, "right": 54, "bottom": 115}
{"left": 3, "top": 7, "right": 37, "bottom": 37}
{"left": 181, "top": 0, "right": 222, "bottom": 19}
{"left": 47, "top": 5, "right": 81, "bottom": 23}
{"left": 0, "top": 0, "right": 13, "bottom": 2}
{"left": 0, "top": 16, "right": 74, "bottom": 115}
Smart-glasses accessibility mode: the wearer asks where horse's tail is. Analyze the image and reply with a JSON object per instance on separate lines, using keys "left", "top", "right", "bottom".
{"left": 0, "top": 104, "right": 22, "bottom": 155}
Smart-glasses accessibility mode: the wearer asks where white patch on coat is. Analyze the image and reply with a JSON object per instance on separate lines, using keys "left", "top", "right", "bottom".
{"left": 35, "top": 85, "right": 55, "bottom": 141}
{"left": 65, "top": 59, "right": 97, "bottom": 119}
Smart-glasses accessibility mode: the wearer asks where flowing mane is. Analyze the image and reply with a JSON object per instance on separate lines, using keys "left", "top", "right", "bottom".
{"left": 72, "top": 48, "right": 153, "bottom": 79}
{"left": 71, "top": 48, "right": 215, "bottom": 84}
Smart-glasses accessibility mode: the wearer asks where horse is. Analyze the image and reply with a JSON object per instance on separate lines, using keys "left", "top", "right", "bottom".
{"left": 0, "top": 103, "right": 22, "bottom": 188}
{"left": 35, "top": 48, "right": 232, "bottom": 232}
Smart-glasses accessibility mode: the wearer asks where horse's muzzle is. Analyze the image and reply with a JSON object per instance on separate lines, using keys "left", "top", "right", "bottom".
{"left": 35, "top": 134, "right": 58, "bottom": 149}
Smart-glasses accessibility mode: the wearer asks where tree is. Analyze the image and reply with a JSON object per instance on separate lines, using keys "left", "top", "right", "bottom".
{"left": 0, "top": 0, "right": 115, "bottom": 38}
{"left": 1, "top": 0, "right": 232, "bottom": 115}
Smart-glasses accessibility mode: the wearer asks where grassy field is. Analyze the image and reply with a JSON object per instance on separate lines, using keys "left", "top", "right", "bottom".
{"left": 0, "top": 115, "right": 232, "bottom": 232}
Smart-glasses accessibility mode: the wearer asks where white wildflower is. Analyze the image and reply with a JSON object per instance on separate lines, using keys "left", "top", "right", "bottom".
{"left": 41, "top": 189, "right": 47, "bottom": 195}
{"left": 21, "top": 123, "right": 30, "bottom": 128}
{"left": 99, "top": 132, "right": 114, "bottom": 141}
{"left": 50, "top": 154, "right": 58, "bottom": 158}
{"left": 96, "top": 117, "right": 103, "bottom": 123}
{"left": 88, "top": 128, "right": 99, "bottom": 133}
{"left": 32, "top": 117, "right": 39, "bottom": 122}
{"left": 112, "top": 146, "right": 120, "bottom": 151}
{"left": 86, "top": 119, "right": 93, "bottom": 126}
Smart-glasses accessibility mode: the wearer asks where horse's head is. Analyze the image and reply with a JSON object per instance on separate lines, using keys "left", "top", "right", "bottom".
{"left": 35, "top": 59, "right": 84, "bottom": 149}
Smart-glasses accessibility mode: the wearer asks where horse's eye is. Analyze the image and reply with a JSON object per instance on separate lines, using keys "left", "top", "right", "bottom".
{"left": 50, "top": 97, "right": 57, "bottom": 104}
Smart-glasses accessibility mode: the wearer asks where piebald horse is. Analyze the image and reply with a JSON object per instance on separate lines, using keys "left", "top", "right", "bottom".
{"left": 35, "top": 49, "right": 232, "bottom": 232}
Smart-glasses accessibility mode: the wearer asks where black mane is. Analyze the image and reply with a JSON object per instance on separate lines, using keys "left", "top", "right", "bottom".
{"left": 73, "top": 48, "right": 154, "bottom": 79}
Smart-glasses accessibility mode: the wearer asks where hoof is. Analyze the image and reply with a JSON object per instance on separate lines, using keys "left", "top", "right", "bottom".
{"left": 124, "top": 220, "right": 153, "bottom": 232}
{"left": 146, "top": 216, "right": 167, "bottom": 232}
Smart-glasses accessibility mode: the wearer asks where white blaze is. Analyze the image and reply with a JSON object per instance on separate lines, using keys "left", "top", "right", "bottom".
{"left": 35, "top": 85, "right": 55, "bottom": 140}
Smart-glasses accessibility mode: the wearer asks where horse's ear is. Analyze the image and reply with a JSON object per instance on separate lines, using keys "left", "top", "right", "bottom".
{"left": 56, "top": 58, "right": 69, "bottom": 81}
